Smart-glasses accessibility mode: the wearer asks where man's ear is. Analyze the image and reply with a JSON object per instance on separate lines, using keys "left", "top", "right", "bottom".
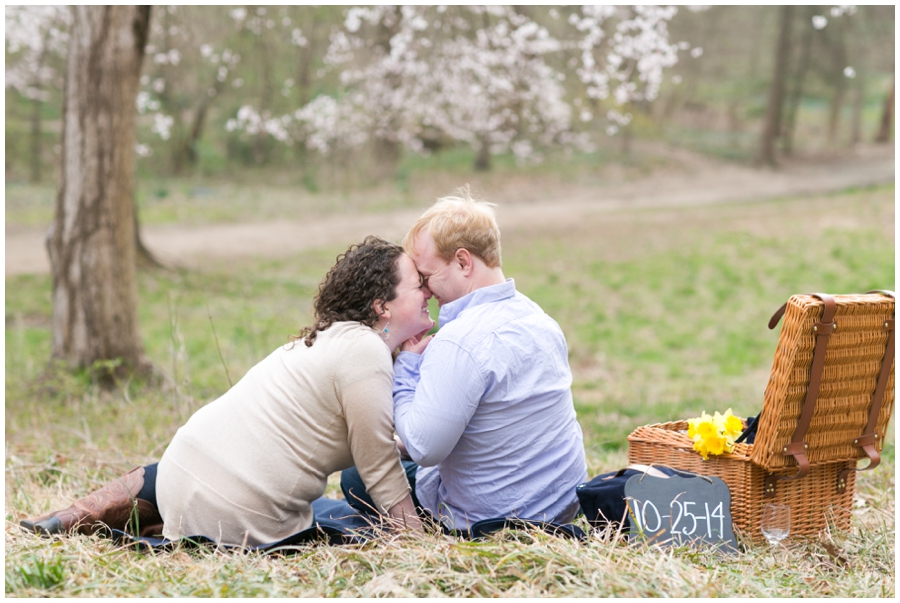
{"left": 455, "top": 248, "right": 474, "bottom": 276}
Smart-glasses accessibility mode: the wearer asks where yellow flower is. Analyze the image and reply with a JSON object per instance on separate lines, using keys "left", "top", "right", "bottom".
{"left": 706, "top": 434, "right": 726, "bottom": 456}
{"left": 722, "top": 408, "right": 744, "bottom": 438}
{"left": 687, "top": 409, "right": 745, "bottom": 460}
{"left": 694, "top": 439, "right": 711, "bottom": 460}
{"left": 696, "top": 419, "right": 716, "bottom": 440}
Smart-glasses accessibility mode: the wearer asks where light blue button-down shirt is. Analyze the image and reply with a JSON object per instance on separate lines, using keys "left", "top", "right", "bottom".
{"left": 393, "top": 279, "right": 587, "bottom": 529}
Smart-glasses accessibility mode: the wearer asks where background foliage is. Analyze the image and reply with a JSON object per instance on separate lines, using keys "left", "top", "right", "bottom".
{"left": 4, "top": 4, "right": 895, "bottom": 597}
{"left": 5, "top": 5, "right": 895, "bottom": 186}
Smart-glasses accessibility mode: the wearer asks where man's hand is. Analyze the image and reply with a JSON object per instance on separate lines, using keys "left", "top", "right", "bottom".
{"left": 400, "top": 322, "right": 434, "bottom": 354}
{"left": 394, "top": 434, "right": 412, "bottom": 461}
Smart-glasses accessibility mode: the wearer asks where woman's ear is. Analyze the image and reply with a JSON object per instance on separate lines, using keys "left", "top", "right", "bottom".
{"left": 373, "top": 299, "right": 390, "bottom": 319}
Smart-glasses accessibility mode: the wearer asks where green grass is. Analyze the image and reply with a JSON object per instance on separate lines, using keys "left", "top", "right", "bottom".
{"left": 5, "top": 184, "right": 895, "bottom": 597}
{"left": 4, "top": 143, "right": 679, "bottom": 230}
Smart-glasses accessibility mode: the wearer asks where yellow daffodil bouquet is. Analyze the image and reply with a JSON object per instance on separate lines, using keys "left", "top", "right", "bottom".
{"left": 686, "top": 409, "right": 745, "bottom": 460}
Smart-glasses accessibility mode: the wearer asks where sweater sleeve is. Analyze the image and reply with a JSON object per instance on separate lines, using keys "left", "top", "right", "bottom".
{"left": 334, "top": 333, "right": 410, "bottom": 514}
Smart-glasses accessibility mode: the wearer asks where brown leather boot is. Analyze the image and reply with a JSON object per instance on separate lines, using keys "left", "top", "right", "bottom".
{"left": 20, "top": 466, "right": 163, "bottom": 537}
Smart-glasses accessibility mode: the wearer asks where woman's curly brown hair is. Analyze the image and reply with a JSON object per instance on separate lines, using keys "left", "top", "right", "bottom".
{"left": 293, "top": 236, "right": 404, "bottom": 347}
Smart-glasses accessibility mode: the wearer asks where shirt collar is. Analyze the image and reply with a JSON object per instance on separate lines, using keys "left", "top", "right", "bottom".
{"left": 438, "top": 278, "right": 516, "bottom": 327}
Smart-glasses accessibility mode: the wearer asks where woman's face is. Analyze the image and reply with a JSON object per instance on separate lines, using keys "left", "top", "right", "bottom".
{"left": 385, "top": 253, "right": 434, "bottom": 342}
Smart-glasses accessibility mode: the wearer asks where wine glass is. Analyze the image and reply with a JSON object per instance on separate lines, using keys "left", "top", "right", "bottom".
{"left": 760, "top": 504, "right": 790, "bottom": 546}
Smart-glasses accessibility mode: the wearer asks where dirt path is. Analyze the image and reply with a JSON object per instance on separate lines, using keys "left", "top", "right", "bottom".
{"left": 5, "top": 144, "right": 894, "bottom": 276}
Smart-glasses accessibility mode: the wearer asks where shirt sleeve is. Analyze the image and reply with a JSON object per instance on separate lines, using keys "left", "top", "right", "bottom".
{"left": 337, "top": 336, "right": 411, "bottom": 514}
{"left": 393, "top": 339, "right": 486, "bottom": 467}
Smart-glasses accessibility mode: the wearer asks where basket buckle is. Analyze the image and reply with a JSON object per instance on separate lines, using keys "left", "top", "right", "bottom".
{"left": 765, "top": 442, "right": 811, "bottom": 498}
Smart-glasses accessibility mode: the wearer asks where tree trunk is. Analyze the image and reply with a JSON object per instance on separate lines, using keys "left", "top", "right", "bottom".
{"left": 850, "top": 71, "right": 865, "bottom": 146}
{"left": 474, "top": 136, "right": 492, "bottom": 171}
{"left": 826, "top": 18, "right": 848, "bottom": 146}
{"left": 29, "top": 30, "right": 52, "bottom": 184}
{"left": 875, "top": 79, "right": 894, "bottom": 143}
{"left": 47, "top": 6, "right": 152, "bottom": 378}
{"left": 782, "top": 7, "right": 813, "bottom": 156}
{"left": 294, "top": 8, "right": 321, "bottom": 107}
{"left": 827, "top": 83, "right": 847, "bottom": 147}
{"left": 373, "top": 137, "right": 401, "bottom": 178}
{"left": 252, "top": 29, "right": 275, "bottom": 165}
{"left": 758, "top": 5, "right": 794, "bottom": 166}
{"left": 182, "top": 75, "right": 223, "bottom": 166}
{"left": 30, "top": 96, "right": 43, "bottom": 183}
{"left": 620, "top": 121, "right": 633, "bottom": 156}
{"left": 135, "top": 210, "right": 165, "bottom": 270}
{"left": 370, "top": 8, "right": 402, "bottom": 177}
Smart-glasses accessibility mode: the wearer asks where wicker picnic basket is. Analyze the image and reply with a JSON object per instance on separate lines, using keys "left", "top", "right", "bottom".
{"left": 628, "top": 292, "right": 895, "bottom": 543}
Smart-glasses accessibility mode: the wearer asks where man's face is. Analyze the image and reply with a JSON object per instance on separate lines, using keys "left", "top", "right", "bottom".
{"left": 409, "top": 230, "right": 465, "bottom": 307}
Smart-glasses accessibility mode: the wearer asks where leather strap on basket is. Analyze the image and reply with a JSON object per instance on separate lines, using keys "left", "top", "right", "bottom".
{"left": 836, "top": 290, "right": 895, "bottom": 492}
{"left": 765, "top": 293, "right": 836, "bottom": 498}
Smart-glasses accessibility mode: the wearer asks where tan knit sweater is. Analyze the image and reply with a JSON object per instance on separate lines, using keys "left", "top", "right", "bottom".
{"left": 156, "top": 322, "right": 410, "bottom": 546}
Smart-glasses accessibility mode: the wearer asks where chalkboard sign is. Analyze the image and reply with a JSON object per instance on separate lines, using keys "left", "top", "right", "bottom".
{"left": 624, "top": 472, "right": 737, "bottom": 553}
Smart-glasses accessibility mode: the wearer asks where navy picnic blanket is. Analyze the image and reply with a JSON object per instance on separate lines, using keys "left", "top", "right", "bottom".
{"left": 110, "top": 497, "right": 585, "bottom": 554}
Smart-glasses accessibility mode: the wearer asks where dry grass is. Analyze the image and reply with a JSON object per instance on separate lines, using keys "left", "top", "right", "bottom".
{"left": 5, "top": 183, "right": 895, "bottom": 597}
{"left": 4, "top": 497, "right": 894, "bottom": 597}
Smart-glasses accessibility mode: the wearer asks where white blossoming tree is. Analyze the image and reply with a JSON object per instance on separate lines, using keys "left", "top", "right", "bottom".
{"left": 5, "top": 5, "right": 70, "bottom": 182}
{"left": 134, "top": 5, "right": 244, "bottom": 172}
{"left": 227, "top": 5, "right": 693, "bottom": 172}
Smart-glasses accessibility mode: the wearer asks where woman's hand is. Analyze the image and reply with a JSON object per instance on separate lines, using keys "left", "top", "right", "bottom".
{"left": 388, "top": 494, "right": 422, "bottom": 531}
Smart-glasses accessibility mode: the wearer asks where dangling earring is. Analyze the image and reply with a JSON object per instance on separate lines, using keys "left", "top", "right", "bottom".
{"left": 381, "top": 321, "right": 390, "bottom": 340}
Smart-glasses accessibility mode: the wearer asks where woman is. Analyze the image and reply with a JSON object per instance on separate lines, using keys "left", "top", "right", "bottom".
{"left": 21, "top": 236, "right": 433, "bottom": 546}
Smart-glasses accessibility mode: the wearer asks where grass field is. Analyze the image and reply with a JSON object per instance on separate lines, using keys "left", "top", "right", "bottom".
{"left": 5, "top": 182, "right": 895, "bottom": 596}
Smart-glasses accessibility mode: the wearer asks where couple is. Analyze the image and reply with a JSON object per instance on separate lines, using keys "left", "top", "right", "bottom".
{"left": 21, "top": 190, "right": 588, "bottom": 546}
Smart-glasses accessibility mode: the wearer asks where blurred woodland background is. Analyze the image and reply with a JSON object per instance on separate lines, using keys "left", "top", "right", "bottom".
{"left": 6, "top": 5, "right": 895, "bottom": 187}
{"left": 5, "top": 6, "right": 895, "bottom": 596}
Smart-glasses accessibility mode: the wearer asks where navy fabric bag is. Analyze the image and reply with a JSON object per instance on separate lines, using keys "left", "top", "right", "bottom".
{"left": 576, "top": 465, "right": 680, "bottom": 534}
{"left": 735, "top": 413, "right": 760, "bottom": 444}
{"left": 467, "top": 517, "right": 585, "bottom": 541}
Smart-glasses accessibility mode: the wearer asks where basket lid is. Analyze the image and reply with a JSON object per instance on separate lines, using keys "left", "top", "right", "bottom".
{"left": 750, "top": 292, "right": 895, "bottom": 470}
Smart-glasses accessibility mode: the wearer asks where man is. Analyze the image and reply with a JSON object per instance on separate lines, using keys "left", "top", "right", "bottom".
{"left": 343, "top": 189, "right": 587, "bottom": 530}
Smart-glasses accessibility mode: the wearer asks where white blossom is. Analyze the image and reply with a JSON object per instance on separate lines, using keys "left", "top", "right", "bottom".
{"left": 152, "top": 113, "right": 174, "bottom": 140}
{"left": 5, "top": 6, "right": 70, "bottom": 99}
{"left": 291, "top": 28, "right": 308, "bottom": 47}
{"left": 136, "top": 91, "right": 152, "bottom": 113}
{"left": 831, "top": 5, "right": 857, "bottom": 17}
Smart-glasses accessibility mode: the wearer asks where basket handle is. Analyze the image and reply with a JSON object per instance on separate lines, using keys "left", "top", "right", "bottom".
{"left": 603, "top": 464, "right": 671, "bottom": 480}
{"left": 837, "top": 290, "right": 895, "bottom": 492}
{"left": 765, "top": 293, "right": 836, "bottom": 498}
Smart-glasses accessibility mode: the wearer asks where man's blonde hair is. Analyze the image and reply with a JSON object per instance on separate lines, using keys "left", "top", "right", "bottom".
{"left": 404, "top": 186, "right": 502, "bottom": 268}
